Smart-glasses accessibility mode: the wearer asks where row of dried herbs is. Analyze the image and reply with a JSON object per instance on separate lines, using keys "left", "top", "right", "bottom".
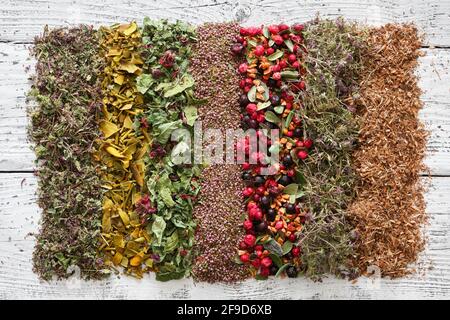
{"left": 29, "top": 26, "right": 106, "bottom": 279}
{"left": 28, "top": 19, "right": 428, "bottom": 282}
{"left": 134, "top": 18, "right": 202, "bottom": 281}
{"left": 234, "top": 23, "right": 312, "bottom": 279}
{"left": 348, "top": 24, "right": 427, "bottom": 278}
{"left": 297, "top": 18, "right": 366, "bottom": 280}
{"left": 96, "top": 22, "right": 153, "bottom": 278}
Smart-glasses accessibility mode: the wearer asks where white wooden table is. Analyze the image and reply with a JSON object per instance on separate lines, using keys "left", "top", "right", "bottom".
{"left": 0, "top": 0, "right": 449, "bottom": 300}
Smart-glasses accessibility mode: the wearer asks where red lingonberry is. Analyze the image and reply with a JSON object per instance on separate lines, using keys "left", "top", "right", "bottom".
{"left": 290, "top": 34, "right": 301, "bottom": 43}
{"left": 298, "top": 80, "right": 306, "bottom": 90}
{"left": 243, "top": 187, "right": 254, "bottom": 197}
{"left": 296, "top": 141, "right": 304, "bottom": 148}
{"left": 289, "top": 234, "right": 296, "bottom": 242}
{"left": 286, "top": 131, "right": 293, "bottom": 137}
{"left": 254, "top": 45, "right": 265, "bottom": 56}
{"left": 268, "top": 25, "right": 280, "bottom": 34}
{"left": 288, "top": 54, "right": 297, "bottom": 63}
{"left": 279, "top": 60, "right": 287, "bottom": 69}
{"left": 279, "top": 24, "right": 289, "bottom": 31}
{"left": 238, "top": 63, "right": 248, "bottom": 74}
{"left": 249, "top": 206, "right": 258, "bottom": 216}
{"left": 239, "top": 241, "right": 247, "bottom": 250}
{"left": 261, "top": 257, "right": 273, "bottom": 268}
{"left": 253, "top": 194, "right": 261, "bottom": 202}
{"left": 253, "top": 210, "right": 263, "bottom": 221}
{"left": 275, "top": 220, "right": 283, "bottom": 230}
{"left": 266, "top": 47, "right": 275, "bottom": 55}
{"left": 297, "top": 150, "right": 308, "bottom": 160}
{"left": 240, "top": 27, "right": 249, "bottom": 36}
{"left": 246, "top": 103, "right": 257, "bottom": 114}
{"left": 255, "top": 245, "right": 263, "bottom": 251}
{"left": 292, "top": 61, "right": 300, "bottom": 69}
{"left": 256, "top": 113, "right": 266, "bottom": 123}
{"left": 292, "top": 246, "right": 301, "bottom": 257}
{"left": 293, "top": 23, "right": 304, "bottom": 33}
{"left": 247, "top": 201, "right": 257, "bottom": 210}
{"left": 252, "top": 258, "right": 261, "bottom": 268}
{"left": 244, "top": 234, "right": 256, "bottom": 247}
{"left": 231, "top": 43, "right": 244, "bottom": 55}
{"left": 260, "top": 267, "right": 270, "bottom": 277}
{"left": 256, "top": 186, "right": 266, "bottom": 195}
{"left": 248, "top": 26, "right": 261, "bottom": 36}
{"left": 243, "top": 220, "right": 253, "bottom": 231}
{"left": 245, "top": 77, "right": 253, "bottom": 85}
{"left": 235, "top": 36, "right": 244, "bottom": 43}
{"left": 272, "top": 72, "right": 281, "bottom": 80}
{"left": 240, "top": 253, "right": 250, "bottom": 263}
{"left": 272, "top": 34, "right": 284, "bottom": 45}
{"left": 239, "top": 79, "right": 246, "bottom": 88}
{"left": 287, "top": 169, "right": 295, "bottom": 177}
{"left": 242, "top": 162, "right": 251, "bottom": 170}
{"left": 303, "top": 138, "right": 313, "bottom": 149}
{"left": 244, "top": 86, "right": 251, "bottom": 93}
{"left": 271, "top": 64, "right": 281, "bottom": 73}
{"left": 267, "top": 179, "right": 277, "bottom": 188}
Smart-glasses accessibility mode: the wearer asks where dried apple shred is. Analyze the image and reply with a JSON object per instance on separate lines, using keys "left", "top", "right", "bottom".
{"left": 97, "top": 22, "right": 152, "bottom": 277}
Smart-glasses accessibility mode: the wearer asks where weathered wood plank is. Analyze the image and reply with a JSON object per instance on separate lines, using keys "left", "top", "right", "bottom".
{"left": 1, "top": 43, "right": 449, "bottom": 174}
{"left": 0, "top": 0, "right": 449, "bottom": 46}
{"left": 0, "top": 172, "right": 448, "bottom": 299}
{"left": 0, "top": 42, "right": 32, "bottom": 171}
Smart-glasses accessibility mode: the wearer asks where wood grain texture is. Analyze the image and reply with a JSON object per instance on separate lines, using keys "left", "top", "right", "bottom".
{"left": 0, "top": 0, "right": 449, "bottom": 46}
{"left": 0, "top": 172, "right": 448, "bottom": 299}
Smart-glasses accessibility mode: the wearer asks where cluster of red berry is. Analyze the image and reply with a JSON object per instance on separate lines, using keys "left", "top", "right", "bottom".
{"left": 233, "top": 23, "right": 314, "bottom": 279}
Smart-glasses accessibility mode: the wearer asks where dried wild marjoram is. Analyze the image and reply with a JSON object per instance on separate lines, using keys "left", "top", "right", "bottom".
{"left": 29, "top": 26, "right": 106, "bottom": 280}
{"left": 97, "top": 22, "right": 151, "bottom": 278}
{"left": 348, "top": 24, "right": 428, "bottom": 278}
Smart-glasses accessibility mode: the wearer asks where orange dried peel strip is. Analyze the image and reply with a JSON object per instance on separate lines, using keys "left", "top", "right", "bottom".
{"left": 96, "top": 22, "right": 152, "bottom": 277}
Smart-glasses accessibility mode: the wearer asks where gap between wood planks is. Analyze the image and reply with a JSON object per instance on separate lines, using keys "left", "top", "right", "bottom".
{"left": 2, "top": 38, "right": 450, "bottom": 49}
